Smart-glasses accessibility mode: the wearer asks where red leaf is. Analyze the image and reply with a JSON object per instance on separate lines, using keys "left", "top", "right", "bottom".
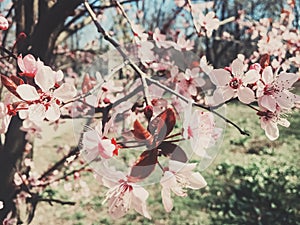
{"left": 1, "top": 75, "right": 21, "bottom": 98}
{"left": 10, "top": 75, "right": 24, "bottom": 86}
{"left": 132, "top": 120, "right": 153, "bottom": 145}
{"left": 259, "top": 54, "right": 270, "bottom": 69}
{"left": 159, "top": 141, "right": 188, "bottom": 163}
{"left": 128, "top": 148, "right": 158, "bottom": 181}
{"left": 148, "top": 108, "right": 176, "bottom": 142}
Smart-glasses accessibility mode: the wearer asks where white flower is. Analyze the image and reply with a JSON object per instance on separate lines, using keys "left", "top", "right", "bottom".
{"left": 183, "top": 103, "right": 218, "bottom": 158}
{"left": 160, "top": 160, "right": 207, "bottom": 212}
{"left": 210, "top": 58, "right": 259, "bottom": 105}
{"left": 16, "top": 63, "right": 77, "bottom": 122}
{"left": 96, "top": 163, "right": 151, "bottom": 219}
{"left": 81, "top": 116, "right": 119, "bottom": 161}
{"left": 257, "top": 66, "right": 299, "bottom": 112}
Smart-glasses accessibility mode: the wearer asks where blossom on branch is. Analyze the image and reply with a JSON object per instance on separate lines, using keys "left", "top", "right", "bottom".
{"left": 81, "top": 118, "right": 120, "bottom": 161}
{"left": 16, "top": 58, "right": 77, "bottom": 122}
{"left": 183, "top": 104, "right": 220, "bottom": 158}
{"left": 257, "top": 66, "right": 300, "bottom": 112}
{"left": 17, "top": 54, "right": 39, "bottom": 78}
{"left": 258, "top": 106, "right": 290, "bottom": 141}
{"left": 210, "top": 58, "right": 260, "bottom": 105}
{"left": 196, "top": 11, "right": 220, "bottom": 37}
{"left": 160, "top": 160, "right": 207, "bottom": 212}
{"left": 96, "top": 163, "right": 151, "bottom": 219}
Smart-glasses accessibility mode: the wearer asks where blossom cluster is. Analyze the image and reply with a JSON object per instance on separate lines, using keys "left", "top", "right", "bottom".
{"left": 0, "top": 0, "right": 299, "bottom": 223}
{"left": 1, "top": 54, "right": 77, "bottom": 139}
{"left": 209, "top": 57, "right": 299, "bottom": 140}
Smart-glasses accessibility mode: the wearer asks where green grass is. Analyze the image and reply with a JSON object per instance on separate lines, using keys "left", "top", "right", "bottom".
{"left": 30, "top": 103, "right": 300, "bottom": 225}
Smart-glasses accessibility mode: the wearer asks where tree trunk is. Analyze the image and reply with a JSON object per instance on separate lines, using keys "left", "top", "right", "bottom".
{"left": 0, "top": 0, "right": 84, "bottom": 222}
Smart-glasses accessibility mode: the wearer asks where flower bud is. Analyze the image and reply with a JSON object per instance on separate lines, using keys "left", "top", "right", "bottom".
{"left": 144, "top": 105, "right": 153, "bottom": 120}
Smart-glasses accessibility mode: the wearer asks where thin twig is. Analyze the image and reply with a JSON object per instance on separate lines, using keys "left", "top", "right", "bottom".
{"left": 0, "top": 46, "right": 18, "bottom": 60}
{"left": 62, "top": 61, "right": 127, "bottom": 106}
{"left": 34, "top": 164, "right": 88, "bottom": 187}
{"left": 38, "top": 197, "right": 76, "bottom": 206}
{"left": 84, "top": 0, "right": 150, "bottom": 105}
{"left": 38, "top": 146, "right": 80, "bottom": 181}
{"left": 186, "top": 0, "right": 201, "bottom": 35}
{"left": 114, "top": 0, "right": 137, "bottom": 37}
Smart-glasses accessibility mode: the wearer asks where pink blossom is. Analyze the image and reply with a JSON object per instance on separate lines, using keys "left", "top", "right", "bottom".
{"left": 96, "top": 163, "right": 151, "bottom": 219}
{"left": 174, "top": 35, "right": 194, "bottom": 51}
{"left": 17, "top": 54, "right": 39, "bottom": 78}
{"left": 16, "top": 62, "right": 77, "bottom": 122}
{"left": 20, "top": 119, "right": 42, "bottom": 140}
{"left": 152, "top": 28, "right": 173, "bottom": 48}
{"left": 137, "top": 41, "right": 156, "bottom": 64}
{"left": 210, "top": 58, "right": 260, "bottom": 105}
{"left": 81, "top": 117, "right": 120, "bottom": 161}
{"left": 200, "top": 55, "right": 213, "bottom": 75}
{"left": 0, "top": 15, "right": 8, "bottom": 30}
{"left": 176, "top": 68, "right": 205, "bottom": 97}
{"left": 197, "top": 11, "right": 220, "bottom": 37}
{"left": 258, "top": 107, "right": 290, "bottom": 140}
{"left": 160, "top": 160, "right": 207, "bottom": 212}
{"left": 183, "top": 105, "right": 219, "bottom": 158}
{"left": 257, "top": 66, "right": 299, "bottom": 112}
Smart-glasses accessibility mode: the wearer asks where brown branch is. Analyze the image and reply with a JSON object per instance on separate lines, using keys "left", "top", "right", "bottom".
{"left": 0, "top": 46, "right": 18, "bottom": 60}
{"left": 33, "top": 164, "right": 88, "bottom": 187}
{"left": 84, "top": 0, "right": 150, "bottom": 104}
{"left": 38, "top": 198, "right": 76, "bottom": 206}
{"left": 37, "top": 146, "right": 80, "bottom": 181}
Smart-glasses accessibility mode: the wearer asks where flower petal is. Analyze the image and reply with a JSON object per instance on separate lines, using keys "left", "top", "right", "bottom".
{"left": 35, "top": 63, "right": 55, "bottom": 92}
{"left": 187, "top": 172, "right": 207, "bottom": 189}
{"left": 209, "top": 69, "right": 231, "bottom": 86}
{"left": 108, "top": 194, "right": 128, "bottom": 219}
{"left": 45, "top": 102, "right": 60, "bottom": 121}
{"left": 55, "top": 70, "right": 64, "bottom": 82}
{"left": 98, "top": 139, "right": 115, "bottom": 159}
{"left": 53, "top": 83, "right": 77, "bottom": 102}
{"left": 263, "top": 120, "right": 279, "bottom": 141}
{"left": 243, "top": 69, "right": 260, "bottom": 84}
{"left": 212, "top": 87, "right": 235, "bottom": 105}
{"left": 262, "top": 66, "right": 274, "bottom": 84}
{"left": 275, "top": 90, "right": 294, "bottom": 109}
{"left": 160, "top": 171, "right": 177, "bottom": 188}
{"left": 231, "top": 58, "right": 244, "bottom": 77}
{"left": 237, "top": 87, "right": 255, "bottom": 104}
{"left": 161, "top": 187, "right": 173, "bottom": 212}
{"left": 16, "top": 84, "right": 39, "bottom": 101}
{"left": 275, "top": 72, "right": 299, "bottom": 90}
{"left": 28, "top": 104, "right": 46, "bottom": 122}
{"left": 169, "top": 160, "right": 196, "bottom": 173}
{"left": 260, "top": 95, "right": 276, "bottom": 112}
{"left": 132, "top": 186, "right": 151, "bottom": 219}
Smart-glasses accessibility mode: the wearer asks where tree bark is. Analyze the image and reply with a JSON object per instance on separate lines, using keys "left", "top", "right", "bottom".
{"left": 0, "top": 0, "right": 84, "bottom": 222}
{"left": 0, "top": 116, "right": 27, "bottom": 222}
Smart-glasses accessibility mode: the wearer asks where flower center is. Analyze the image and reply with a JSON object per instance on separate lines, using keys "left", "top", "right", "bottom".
{"left": 263, "top": 84, "right": 274, "bottom": 95}
{"left": 229, "top": 77, "right": 242, "bottom": 89}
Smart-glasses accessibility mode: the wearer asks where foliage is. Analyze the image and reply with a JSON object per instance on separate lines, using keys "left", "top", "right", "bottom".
{"left": 205, "top": 161, "right": 300, "bottom": 225}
